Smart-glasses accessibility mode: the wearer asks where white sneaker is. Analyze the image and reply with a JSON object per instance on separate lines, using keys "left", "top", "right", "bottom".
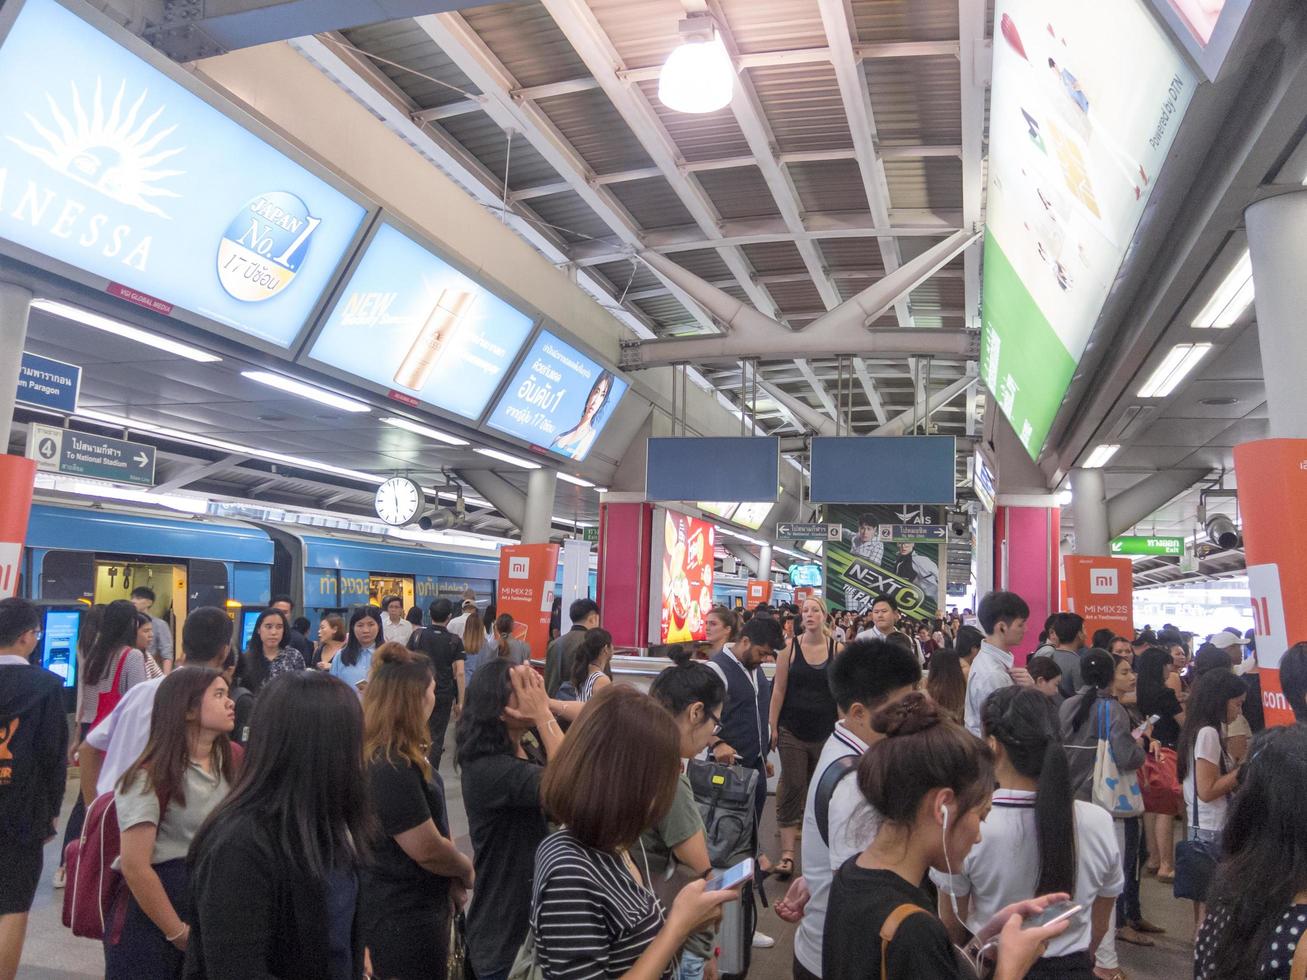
{"left": 751, "top": 931, "right": 775, "bottom": 949}
{"left": 53, "top": 866, "right": 66, "bottom": 889}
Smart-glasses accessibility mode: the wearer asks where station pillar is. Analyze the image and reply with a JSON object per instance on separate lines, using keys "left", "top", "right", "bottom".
{"left": 522, "top": 467, "right": 557, "bottom": 544}
{"left": 0, "top": 281, "right": 38, "bottom": 599}
{"left": 993, "top": 497, "right": 1061, "bottom": 661}
{"left": 1070, "top": 468, "right": 1110, "bottom": 556}
{"left": 758, "top": 543, "right": 773, "bottom": 584}
{"left": 596, "top": 494, "right": 654, "bottom": 649}
{"left": 1234, "top": 191, "right": 1307, "bottom": 724}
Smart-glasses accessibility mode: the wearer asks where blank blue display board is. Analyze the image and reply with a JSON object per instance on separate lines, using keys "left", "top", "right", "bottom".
{"left": 809, "top": 436, "right": 956, "bottom": 504}
{"left": 646, "top": 438, "right": 779, "bottom": 503}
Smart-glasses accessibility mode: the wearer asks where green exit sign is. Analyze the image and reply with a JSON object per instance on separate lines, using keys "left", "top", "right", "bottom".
{"left": 581, "top": 526, "right": 599, "bottom": 543}
{"left": 1111, "top": 535, "right": 1185, "bottom": 557}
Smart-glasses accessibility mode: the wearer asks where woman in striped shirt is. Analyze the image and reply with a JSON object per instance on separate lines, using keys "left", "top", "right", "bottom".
{"left": 530, "top": 686, "right": 740, "bottom": 980}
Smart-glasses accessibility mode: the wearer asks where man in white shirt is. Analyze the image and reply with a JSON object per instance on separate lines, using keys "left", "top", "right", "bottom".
{"left": 963, "top": 590, "right": 1032, "bottom": 737}
{"left": 380, "top": 595, "right": 415, "bottom": 647}
{"left": 791, "top": 637, "right": 923, "bottom": 980}
{"left": 853, "top": 593, "right": 925, "bottom": 666}
{"left": 81, "top": 607, "right": 234, "bottom": 801}
{"left": 446, "top": 593, "right": 477, "bottom": 639}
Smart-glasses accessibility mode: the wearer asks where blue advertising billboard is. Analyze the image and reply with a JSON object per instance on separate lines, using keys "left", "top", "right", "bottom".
{"left": 809, "top": 436, "right": 956, "bottom": 505}
{"left": 0, "top": 0, "right": 368, "bottom": 348}
{"left": 646, "top": 438, "right": 779, "bottom": 502}
{"left": 486, "top": 330, "right": 628, "bottom": 461}
{"left": 307, "top": 222, "right": 536, "bottom": 421}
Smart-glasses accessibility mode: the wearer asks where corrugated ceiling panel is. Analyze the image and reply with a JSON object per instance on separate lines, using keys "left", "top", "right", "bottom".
{"left": 524, "top": 190, "right": 615, "bottom": 243}
{"left": 694, "top": 167, "right": 781, "bottom": 220}
{"left": 459, "top": 1, "right": 589, "bottom": 88}
{"left": 788, "top": 159, "right": 869, "bottom": 213}
{"left": 741, "top": 241, "right": 808, "bottom": 275}
{"left": 593, "top": 259, "right": 660, "bottom": 296}
{"left": 638, "top": 82, "right": 753, "bottom": 162}
{"left": 587, "top": 0, "right": 683, "bottom": 70}
{"left": 633, "top": 293, "right": 696, "bottom": 327}
{"left": 717, "top": 0, "right": 829, "bottom": 53}
{"left": 536, "top": 89, "right": 655, "bottom": 175}
{"left": 438, "top": 110, "right": 558, "bottom": 187}
{"left": 850, "top": 0, "right": 959, "bottom": 43}
{"left": 819, "top": 239, "right": 886, "bottom": 274}
{"left": 607, "top": 177, "right": 695, "bottom": 229}
{"left": 883, "top": 157, "right": 962, "bottom": 210}
{"left": 865, "top": 56, "right": 962, "bottom": 144}
{"left": 766, "top": 279, "right": 826, "bottom": 317}
{"left": 341, "top": 20, "right": 479, "bottom": 108}
{"left": 749, "top": 64, "right": 852, "bottom": 153}
{"left": 669, "top": 249, "right": 734, "bottom": 280}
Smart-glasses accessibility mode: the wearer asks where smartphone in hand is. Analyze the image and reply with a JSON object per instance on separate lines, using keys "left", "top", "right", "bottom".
{"left": 705, "top": 858, "right": 754, "bottom": 892}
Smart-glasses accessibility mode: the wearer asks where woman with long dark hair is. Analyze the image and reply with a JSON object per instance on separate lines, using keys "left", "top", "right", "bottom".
{"left": 1175, "top": 669, "right": 1246, "bottom": 926}
{"left": 330, "top": 606, "right": 382, "bottom": 691}
{"left": 550, "top": 629, "right": 614, "bottom": 723}
{"left": 936, "top": 688, "right": 1121, "bottom": 979}
{"left": 187, "top": 671, "right": 372, "bottom": 978}
{"left": 550, "top": 371, "right": 615, "bottom": 460}
{"left": 236, "top": 609, "right": 304, "bottom": 695}
{"left": 1135, "top": 647, "right": 1184, "bottom": 882}
{"left": 56, "top": 603, "right": 109, "bottom": 889}
{"left": 493, "top": 613, "right": 530, "bottom": 665}
{"left": 81, "top": 599, "right": 149, "bottom": 731}
{"left": 824, "top": 693, "right": 1070, "bottom": 979}
{"left": 107, "top": 669, "right": 235, "bottom": 978}
{"left": 456, "top": 660, "right": 563, "bottom": 980}
{"left": 926, "top": 647, "right": 967, "bottom": 724}
{"left": 362, "top": 644, "right": 473, "bottom": 979}
{"left": 1195, "top": 725, "right": 1307, "bottom": 977}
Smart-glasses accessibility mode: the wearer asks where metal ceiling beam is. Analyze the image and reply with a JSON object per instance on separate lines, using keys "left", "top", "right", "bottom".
{"left": 818, "top": 0, "right": 913, "bottom": 329}
{"left": 291, "top": 34, "right": 660, "bottom": 341}
{"left": 617, "top": 38, "right": 964, "bottom": 81}
{"left": 852, "top": 358, "right": 890, "bottom": 426}
{"left": 1106, "top": 469, "right": 1211, "bottom": 539}
{"left": 626, "top": 327, "right": 978, "bottom": 368}
{"left": 794, "top": 359, "right": 840, "bottom": 419}
{"left": 873, "top": 375, "right": 978, "bottom": 437}
{"left": 622, "top": 267, "right": 964, "bottom": 303}
{"left": 535, "top": 0, "right": 784, "bottom": 326}
{"left": 454, "top": 469, "right": 527, "bottom": 530}
{"left": 958, "top": 0, "right": 988, "bottom": 335}
{"left": 150, "top": 453, "right": 250, "bottom": 492}
{"left": 410, "top": 14, "right": 721, "bottom": 333}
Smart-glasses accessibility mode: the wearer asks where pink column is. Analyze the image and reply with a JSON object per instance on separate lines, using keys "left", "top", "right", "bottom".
{"left": 993, "top": 504, "right": 1061, "bottom": 663}
{"left": 596, "top": 500, "right": 654, "bottom": 649}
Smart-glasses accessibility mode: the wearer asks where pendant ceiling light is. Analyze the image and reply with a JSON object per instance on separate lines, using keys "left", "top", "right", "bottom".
{"left": 658, "top": 16, "right": 735, "bottom": 114}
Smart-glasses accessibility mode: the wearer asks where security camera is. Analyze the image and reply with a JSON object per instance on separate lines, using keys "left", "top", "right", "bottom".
{"left": 1205, "top": 513, "right": 1240, "bottom": 550}
{"left": 948, "top": 511, "right": 970, "bottom": 539}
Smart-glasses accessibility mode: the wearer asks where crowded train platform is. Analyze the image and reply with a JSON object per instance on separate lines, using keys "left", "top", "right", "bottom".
{"left": 1, "top": 0, "right": 1306, "bottom": 978}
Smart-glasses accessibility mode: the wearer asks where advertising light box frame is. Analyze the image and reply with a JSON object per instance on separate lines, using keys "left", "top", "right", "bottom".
{"left": 646, "top": 437, "right": 781, "bottom": 504}
{"left": 1145, "top": 0, "right": 1253, "bottom": 81}
{"left": 300, "top": 215, "right": 542, "bottom": 424}
{"left": 0, "top": 0, "right": 375, "bottom": 361}
{"left": 809, "top": 436, "right": 957, "bottom": 505}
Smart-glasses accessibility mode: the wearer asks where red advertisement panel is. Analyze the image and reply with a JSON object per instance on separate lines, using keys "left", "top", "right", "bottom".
{"left": 1063, "top": 556, "right": 1134, "bottom": 644}
{"left": 0, "top": 456, "right": 37, "bottom": 599}
{"left": 496, "top": 543, "right": 560, "bottom": 662}
{"left": 660, "top": 511, "right": 715, "bottom": 644}
{"left": 746, "top": 579, "right": 772, "bottom": 606}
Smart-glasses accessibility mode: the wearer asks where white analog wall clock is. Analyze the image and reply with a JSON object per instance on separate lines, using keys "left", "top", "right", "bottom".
{"left": 374, "top": 477, "right": 423, "bottom": 526}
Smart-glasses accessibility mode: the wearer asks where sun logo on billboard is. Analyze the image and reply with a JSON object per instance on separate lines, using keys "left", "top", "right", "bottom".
{"left": 8, "top": 78, "right": 186, "bottom": 219}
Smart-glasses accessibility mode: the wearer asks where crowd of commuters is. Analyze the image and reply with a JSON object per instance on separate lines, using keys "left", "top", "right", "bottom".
{"left": 1, "top": 582, "right": 1302, "bottom": 980}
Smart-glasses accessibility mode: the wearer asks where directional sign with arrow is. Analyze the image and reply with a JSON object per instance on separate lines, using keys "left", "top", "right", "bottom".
{"left": 26, "top": 422, "right": 156, "bottom": 487}
{"left": 877, "top": 523, "right": 948, "bottom": 542}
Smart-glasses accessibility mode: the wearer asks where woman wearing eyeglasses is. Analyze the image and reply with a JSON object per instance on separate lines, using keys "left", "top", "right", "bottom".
{"left": 640, "top": 646, "right": 728, "bottom": 980}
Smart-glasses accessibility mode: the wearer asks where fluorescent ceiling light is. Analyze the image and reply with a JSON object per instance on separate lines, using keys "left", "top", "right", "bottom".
{"left": 1083, "top": 444, "right": 1121, "bottom": 468}
{"left": 381, "top": 416, "right": 468, "bottom": 446}
{"left": 1137, "top": 343, "right": 1213, "bottom": 398}
{"left": 474, "top": 447, "right": 541, "bottom": 469}
{"left": 32, "top": 299, "right": 222, "bottom": 363}
{"left": 242, "top": 370, "right": 371, "bottom": 413}
{"left": 1192, "top": 250, "right": 1253, "bottom": 329}
{"left": 658, "top": 24, "right": 734, "bottom": 114}
{"left": 1056, "top": 489, "right": 1073, "bottom": 506}
{"left": 34, "top": 471, "right": 205, "bottom": 514}
{"left": 556, "top": 473, "right": 595, "bottom": 488}
{"left": 596, "top": 487, "right": 610, "bottom": 494}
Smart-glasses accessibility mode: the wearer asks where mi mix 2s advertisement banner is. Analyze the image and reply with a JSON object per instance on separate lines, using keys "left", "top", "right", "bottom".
{"left": 496, "top": 543, "right": 560, "bottom": 661}
{"left": 309, "top": 222, "right": 535, "bottom": 420}
{"left": 655, "top": 511, "right": 715, "bottom": 644}
{"left": 488, "top": 331, "right": 628, "bottom": 462}
{"left": 981, "top": 0, "right": 1196, "bottom": 458}
{"left": 1063, "top": 555, "right": 1134, "bottom": 644}
{"left": 0, "top": 0, "right": 367, "bottom": 347}
{"left": 825, "top": 505, "right": 942, "bottom": 623}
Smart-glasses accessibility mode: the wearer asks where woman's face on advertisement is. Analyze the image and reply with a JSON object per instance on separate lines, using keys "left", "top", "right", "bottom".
{"left": 584, "top": 377, "right": 611, "bottom": 419}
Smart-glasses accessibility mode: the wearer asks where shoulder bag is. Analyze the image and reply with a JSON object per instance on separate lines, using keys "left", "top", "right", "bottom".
{"left": 1091, "top": 700, "right": 1144, "bottom": 818}
{"left": 1172, "top": 746, "right": 1221, "bottom": 902}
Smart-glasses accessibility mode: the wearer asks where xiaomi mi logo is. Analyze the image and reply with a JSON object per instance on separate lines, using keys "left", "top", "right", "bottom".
{"left": 1089, "top": 568, "right": 1118, "bottom": 595}
{"left": 1247, "top": 564, "right": 1289, "bottom": 670}
{"left": 508, "top": 556, "right": 531, "bottom": 580}
{"left": 0, "top": 543, "right": 20, "bottom": 599}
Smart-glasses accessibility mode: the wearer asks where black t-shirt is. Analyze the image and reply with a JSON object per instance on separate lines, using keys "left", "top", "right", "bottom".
{"left": 1139, "top": 686, "right": 1184, "bottom": 749}
{"left": 824, "top": 862, "right": 966, "bottom": 980}
{"left": 408, "top": 626, "right": 465, "bottom": 702}
{"left": 460, "top": 751, "right": 549, "bottom": 975}
{"left": 363, "top": 756, "right": 451, "bottom": 915}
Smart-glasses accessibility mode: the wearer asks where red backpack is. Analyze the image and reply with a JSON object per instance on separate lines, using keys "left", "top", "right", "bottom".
{"left": 62, "top": 791, "right": 128, "bottom": 941}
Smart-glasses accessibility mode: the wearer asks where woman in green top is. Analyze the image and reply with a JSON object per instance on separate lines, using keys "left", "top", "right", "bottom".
{"left": 643, "top": 645, "right": 728, "bottom": 980}
{"left": 108, "top": 668, "right": 237, "bottom": 979}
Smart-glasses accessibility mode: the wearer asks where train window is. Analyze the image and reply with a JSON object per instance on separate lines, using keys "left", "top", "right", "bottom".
{"left": 40, "top": 551, "right": 95, "bottom": 602}
{"left": 189, "top": 560, "right": 229, "bottom": 610}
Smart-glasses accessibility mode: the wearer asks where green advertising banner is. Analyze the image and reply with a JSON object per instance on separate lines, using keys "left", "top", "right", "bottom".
{"left": 982, "top": 0, "right": 1196, "bottom": 458}
{"left": 824, "top": 505, "right": 943, "bottom": 622}
{"left": 1111, "top": 535, "right": 1185, "bottom": 557}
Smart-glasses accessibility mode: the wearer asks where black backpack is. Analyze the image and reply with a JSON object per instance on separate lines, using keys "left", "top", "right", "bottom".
{"left": 813, "top": 754, "right": 858, "bottom": 847}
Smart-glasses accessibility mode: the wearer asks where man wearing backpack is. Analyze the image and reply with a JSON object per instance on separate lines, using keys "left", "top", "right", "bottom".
{"left": 791, "top": 638, "right": 921, "bottom": 980}
{"left": 0, "top": 598, "right": 68, "bottom": 980}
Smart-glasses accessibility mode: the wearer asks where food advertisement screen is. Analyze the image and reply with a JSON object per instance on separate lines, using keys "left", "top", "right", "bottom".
{"left": 660, "top": 511, "right": 715, "bottom": 644}
{"left": 309, "top": 222, "right": 535, "bottom": 420}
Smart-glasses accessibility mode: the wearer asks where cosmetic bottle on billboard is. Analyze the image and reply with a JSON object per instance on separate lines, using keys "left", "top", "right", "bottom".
{"left": 392, "top": 289, "right": 475, "bottom": 390}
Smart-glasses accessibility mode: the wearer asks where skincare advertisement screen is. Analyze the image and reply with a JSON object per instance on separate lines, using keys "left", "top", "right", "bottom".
{"left": 40, "top": 609, "right": 80, "bottom": 689}
{"left": 0, "top": 0, "right": 367, "bottom": 347}
{"left": 309, "top": 222, "right": 535, "bottom": 420}
{"left": 487, "top": 331, "right": 628, "bottom": 461}
{"left": 980, "top": 0, "right": 1195, "bottom": 458}
{"left": 659, "top": 511, "right": 715, "bottom": 644}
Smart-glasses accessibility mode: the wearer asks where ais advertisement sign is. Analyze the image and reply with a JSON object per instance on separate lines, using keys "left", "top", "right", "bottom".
{"left": 825, "top": 505, "right": 942, "bottom": 622}
{"left": 309, "top": 222, "right": 535, "bottom": 420}
{"left": 981, "top": 0, "right": 1195, "bottom": 458}
{"left": 487, "top": 331, "right": 628, "bottom": 462}
{"left": 657, "top": 511, "right": 714, "bottom": 644}
{"left": 1063, "top": 555, "right": 1134, "bottom": 641}
{"left": 0, "top": 0, "right": 368, "bottom": 347}
{"left": 496, "top": 543, "right": 560, "bottom": 661}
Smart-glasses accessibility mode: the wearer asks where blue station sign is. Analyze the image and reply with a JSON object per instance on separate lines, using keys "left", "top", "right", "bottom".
{"left": 17, "top": 351, "right": 80, "bottom": 413}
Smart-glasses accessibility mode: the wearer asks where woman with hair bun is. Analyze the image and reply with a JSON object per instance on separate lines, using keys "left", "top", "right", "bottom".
{"left": 934, "top": 688, "right": 1123, "bottom": 979}
{"left": 823, "top": 692, "right": 1071, "bottom": 980}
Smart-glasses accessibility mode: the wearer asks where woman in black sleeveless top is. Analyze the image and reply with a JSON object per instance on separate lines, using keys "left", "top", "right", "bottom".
{"left": 767, "top": 597, "right": 841, "bottom": 878}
